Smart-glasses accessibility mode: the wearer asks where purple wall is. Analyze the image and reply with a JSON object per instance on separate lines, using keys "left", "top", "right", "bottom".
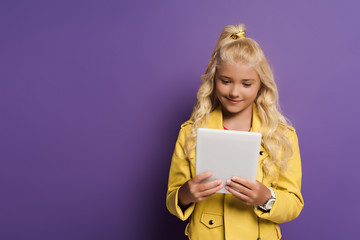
{"left": 1, "top": 0, "right": 360, "bottom": 239}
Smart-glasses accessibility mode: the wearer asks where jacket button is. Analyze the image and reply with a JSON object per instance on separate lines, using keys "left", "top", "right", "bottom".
{"left": 259, "top": 151, "right": 264, "bottom": 155}
{"left": 209, "top": 220, "right": 214, "bottom": 225}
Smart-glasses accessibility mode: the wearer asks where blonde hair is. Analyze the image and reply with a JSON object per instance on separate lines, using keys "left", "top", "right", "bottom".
{"left": 185, "top": 24, "right": 293, "bottom": 178}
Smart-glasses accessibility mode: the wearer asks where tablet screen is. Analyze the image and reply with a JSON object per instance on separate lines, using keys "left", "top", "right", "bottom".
{"left": 196, "top": 128, "right": 261, "bottom": 194}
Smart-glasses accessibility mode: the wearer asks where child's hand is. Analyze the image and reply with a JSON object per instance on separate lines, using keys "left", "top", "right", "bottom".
{"left": 225, "top": 176, "right": 271, "bottom": 207}
{"left": 178, "top": 172, "right": 223, "bottom": 208}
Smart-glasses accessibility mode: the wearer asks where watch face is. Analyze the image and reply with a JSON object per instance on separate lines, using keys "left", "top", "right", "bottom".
{"left": 266, "top": 199, "right": 275, "bottom": 209}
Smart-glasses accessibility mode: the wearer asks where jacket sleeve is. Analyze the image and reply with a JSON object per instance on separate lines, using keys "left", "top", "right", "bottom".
{"left": 166, "top": 126, "right": 195, "bottom": 221}
{"left": 254, "top": 130, "right": 304, "bottom": 223}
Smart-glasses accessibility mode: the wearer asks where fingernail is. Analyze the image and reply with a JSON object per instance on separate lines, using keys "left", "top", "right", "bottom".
{"left": 232, "top": 176, "right": 237, "bottom": 180}
{"left": 226, "top": 179, "right": 231, "bottom": 184}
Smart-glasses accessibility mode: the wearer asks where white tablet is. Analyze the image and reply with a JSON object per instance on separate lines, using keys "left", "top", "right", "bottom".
{"left": 196, "top": 128, "right": 261, "bottom": 194}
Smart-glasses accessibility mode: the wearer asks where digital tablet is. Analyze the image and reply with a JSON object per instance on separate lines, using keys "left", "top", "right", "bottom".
{"left": 196, "top": 128, "right": 261, "bottom": 194}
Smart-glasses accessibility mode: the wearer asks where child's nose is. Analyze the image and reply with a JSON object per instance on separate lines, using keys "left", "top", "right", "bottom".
{"left": 229, "top": 85, "right": 240, "bottom": 98}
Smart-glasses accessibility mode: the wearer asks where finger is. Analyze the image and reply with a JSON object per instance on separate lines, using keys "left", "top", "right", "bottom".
{"left": 226, "top": 179, "right": 252, "bottom": 197}
{"left": 231, "top": 176, "right": 255, "bottom": 190}
{"left": 193, "top": 171, "right": 213, "bottom": 183}
{"left": 198, "top": 183, "right": 224, "bottom": 198}
{"left": 225, "top": 185, "right": 251, "bottom": 204}
{"left": 198, "top": 179, "right": 222, "bottom": 192}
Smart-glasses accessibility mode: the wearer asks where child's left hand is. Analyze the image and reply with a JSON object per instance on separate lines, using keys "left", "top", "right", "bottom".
{"left": 225, "top": 176, "right": 271, "bottom": 207}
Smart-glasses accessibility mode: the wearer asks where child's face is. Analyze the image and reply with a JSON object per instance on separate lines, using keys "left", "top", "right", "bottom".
{"left": 215, "top": 62, "right": 261, "bottom": 116}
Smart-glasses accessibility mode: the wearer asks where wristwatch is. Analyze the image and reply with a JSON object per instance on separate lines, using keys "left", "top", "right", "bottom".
{"left": 259, "top": 187, "right": 276, "bottom": 211}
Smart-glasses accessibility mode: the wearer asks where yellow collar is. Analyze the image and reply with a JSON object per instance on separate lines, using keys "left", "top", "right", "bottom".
{"left": 206, "top": 103, "right": 262, "bottom": 133}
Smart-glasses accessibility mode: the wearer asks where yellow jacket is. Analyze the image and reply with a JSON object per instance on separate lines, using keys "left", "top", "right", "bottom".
{"left": 166, "top": 105, "right": 304, "bottom": 240}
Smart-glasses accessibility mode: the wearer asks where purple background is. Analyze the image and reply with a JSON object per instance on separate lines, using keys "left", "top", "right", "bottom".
{"left": 1, "top": 0, "right": 359, "bottom": 239}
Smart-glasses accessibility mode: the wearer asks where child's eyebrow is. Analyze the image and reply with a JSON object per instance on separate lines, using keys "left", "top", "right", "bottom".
{"left": 218, "top": 75, "right": 233, "bottom": 79}
{"left": 218, "top": 75, "right": 256, "bottom": 81}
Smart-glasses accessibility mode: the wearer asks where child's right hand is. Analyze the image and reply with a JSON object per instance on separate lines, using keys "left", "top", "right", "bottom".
{"left": 178, "top": 172, "right": 223, "bottom": 208}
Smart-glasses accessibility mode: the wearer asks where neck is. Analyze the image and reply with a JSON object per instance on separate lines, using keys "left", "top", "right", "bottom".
{"left": 222, "top": 104, "right": 253, "bottom": 131}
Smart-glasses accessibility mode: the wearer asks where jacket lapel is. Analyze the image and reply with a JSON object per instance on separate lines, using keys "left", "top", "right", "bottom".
{"left": 205, "top": 106, "right": 223, "bottom": 129}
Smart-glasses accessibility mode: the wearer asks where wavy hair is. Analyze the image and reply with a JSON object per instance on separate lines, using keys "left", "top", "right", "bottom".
{"left": 185, "top": 24, "right": 294, "bottom": 179}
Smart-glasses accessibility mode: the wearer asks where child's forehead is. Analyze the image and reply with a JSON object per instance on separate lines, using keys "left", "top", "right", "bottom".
{"left": 216, "top": 62, "right": 259, "bottom": 79}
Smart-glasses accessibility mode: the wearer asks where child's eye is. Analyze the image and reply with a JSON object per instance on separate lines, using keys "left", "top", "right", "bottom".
{"left": 243, "top": 83, "right": 252, "bottom": 87}
{"left": 221, "top": 79, "right": 230, "bottom": 84}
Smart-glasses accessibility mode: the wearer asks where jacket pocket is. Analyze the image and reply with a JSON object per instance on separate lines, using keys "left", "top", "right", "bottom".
{"left": 200, "top": 213, "right": 223, "bottom": 229}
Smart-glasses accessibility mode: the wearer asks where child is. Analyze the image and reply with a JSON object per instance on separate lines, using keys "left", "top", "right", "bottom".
{"left": 166, "top": 24, "right": 303, "bottom": 240}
